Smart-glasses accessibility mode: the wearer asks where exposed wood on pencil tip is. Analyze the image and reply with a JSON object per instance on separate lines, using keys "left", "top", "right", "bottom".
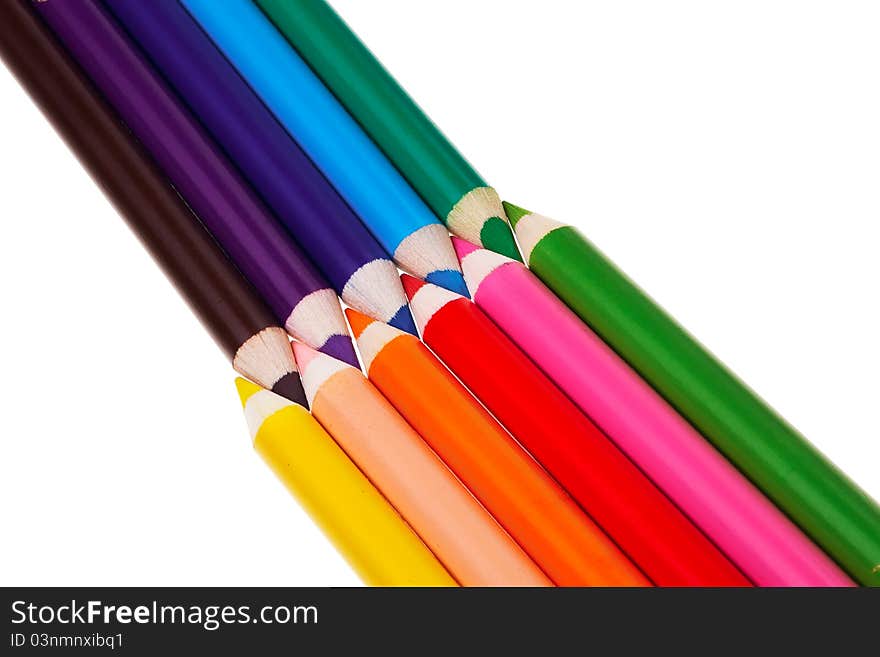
{"left": 343, "top": 258, "right": 415, "bottom": 332}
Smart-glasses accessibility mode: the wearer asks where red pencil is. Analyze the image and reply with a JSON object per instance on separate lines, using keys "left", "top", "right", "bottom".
{"left": 403, "top": 274, "right": 751, "bottom": 586}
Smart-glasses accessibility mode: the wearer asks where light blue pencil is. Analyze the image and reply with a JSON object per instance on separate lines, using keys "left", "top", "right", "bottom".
{"left": 180, "top": 0, "right": 468, "bottom": 297}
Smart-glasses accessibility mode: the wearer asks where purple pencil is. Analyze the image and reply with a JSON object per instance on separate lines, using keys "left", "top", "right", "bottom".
{"left": 104, "top": 0, "right": 420, "bottom": 336}
{"left": 34, "top": 0, "right": 356, "bottom": 365}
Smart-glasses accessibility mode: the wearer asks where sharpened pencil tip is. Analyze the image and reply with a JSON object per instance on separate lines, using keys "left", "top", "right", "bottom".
{"left": 400, "top": 273, "right": 427, "bottom": 300}
{"left": 425, "top": 269, "right": 470, "bottom": 298}
{"left": 388, "top": 303, "right": 418, "bottom": 335}
{"left": 319, "top": 333, "right": 359, "bottom": 368}
{"left": 235, "top": 377, "right": 263, "bottom": 407}
{"left": 270, "top": 371, "right": 308, "bottom": 408}
{"left": 502, "top": 202, "right": 531, "bottom": 228}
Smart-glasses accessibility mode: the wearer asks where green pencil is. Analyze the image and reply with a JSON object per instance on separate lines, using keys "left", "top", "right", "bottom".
{"left": 255, "top": 0, "right": 521, "bottom": 261}
{"left": 505, "top": 201, "right": 880, "bottom": 586}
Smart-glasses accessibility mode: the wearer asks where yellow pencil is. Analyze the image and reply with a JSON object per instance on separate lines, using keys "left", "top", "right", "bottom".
{"left": 235, "top": 378, "right": 456, "bottom": 586}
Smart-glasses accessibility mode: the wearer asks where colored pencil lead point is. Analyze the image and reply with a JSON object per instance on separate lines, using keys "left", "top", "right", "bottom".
{"left": 424, "top": 269, "right": 470, "bottom": 298}
{"left": 291, "top": 341, "right": 320, "bottom": 373}
{"left": 501, "top": 202, "right": 531, "bottom": 228}
{"left": 391, "top": 224, "right": 469, "bottom": 297}
{"left": 344, "top": 308, "right": 375, "bottom": 340}
{"left": 402, "top": 275, "right": 467, "bottom": 337}
{"left": 316, "top": 333, "right": 359, "bottom": 369}
{"left": 235, "top": 377, "right": 262, "bottom": 408}
{"left": 345, "top": 308, "right": 410, "bottom": 374}
{"left": 400, "top": 273, "right": 427, "bottom": 299}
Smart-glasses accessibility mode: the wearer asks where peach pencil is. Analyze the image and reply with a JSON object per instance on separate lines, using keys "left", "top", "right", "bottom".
{"left": 294, "top": 343, "right": 552, "bottom": 587}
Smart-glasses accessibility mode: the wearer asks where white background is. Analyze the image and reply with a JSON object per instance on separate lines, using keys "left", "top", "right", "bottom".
{"left": 1, "top": 1, "right": 877, "bottom": 586}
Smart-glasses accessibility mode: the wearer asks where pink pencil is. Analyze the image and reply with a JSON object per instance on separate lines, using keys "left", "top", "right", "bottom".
{"left": 454, "top": 237, "right": 853, "bottom": 587}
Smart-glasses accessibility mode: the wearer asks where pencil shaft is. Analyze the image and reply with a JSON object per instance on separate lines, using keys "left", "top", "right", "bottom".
{"left": 0, "top": 0, "right": 273, "bottom": 361}
{"left": 34, "top": 0, "right": 330, "bottom": 331}
{"left": 522, "top": 216, "right": 880, "bottom": 585}
{"left": 307, "top": 365, "right": 551, "bottom": 586}
{"left": 469, "top": 258, "right": 852, "bottom": 586}
{"left": 256, "top": 0, "right": 482, "bottom": 224}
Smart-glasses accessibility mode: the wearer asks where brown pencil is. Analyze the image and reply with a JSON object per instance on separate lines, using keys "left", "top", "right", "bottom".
{"left": 0, "top": 0, "right": 304, "bottom": 404}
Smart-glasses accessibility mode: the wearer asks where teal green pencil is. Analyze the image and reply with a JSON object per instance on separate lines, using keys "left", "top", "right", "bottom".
{"left": 506, "top": 201, "right": 880, "bottom": 586}
{"left": 255, "top": 0, "right": 522, "bottom": 261}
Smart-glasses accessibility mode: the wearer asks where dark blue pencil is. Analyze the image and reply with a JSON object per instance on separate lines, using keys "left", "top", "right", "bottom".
{"left": 101, "top": 0, "right": 416, "bottom": 336}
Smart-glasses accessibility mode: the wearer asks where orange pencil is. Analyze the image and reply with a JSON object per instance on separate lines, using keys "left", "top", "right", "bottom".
{"left": 294, "top": 342, "right": 552, "bottom": 586}
{"left": 346, "top": 309, "right": 650, "bottom": 587}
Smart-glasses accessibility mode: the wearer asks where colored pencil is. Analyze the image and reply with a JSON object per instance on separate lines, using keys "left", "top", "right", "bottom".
{"left": 235, "top": 378, "right": 455, "bottom": 587}
{"left": 256, "top": 0, "right": 522, "bottom": 261}
{"left": 506, "top": 202, "right": 880, "bottom": 586}
{"left": 345, "top": 309, "right": 649, "bottom": 587}
{"left": 32, "top": 0, "right": 357, "bottom": 367}
{"left": 402, "top": 275, "right": 750, "bottom": 586}
{"left": 454, "top": 238, "right": 854, "bottom": 586}
{"left": 294, "top": 343, "right": 551, "bottom": 587}
{"left": 106, "top": 2, "right": 422, "bottom": 333}
{"left": 172, "top": 1, "right": 411, "bottom": 333}
{"left": 139, "top": 0, "right": 467, "bottom": 299}
{"left": 0, "top": 0, "right": 305, "bottom": 403}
